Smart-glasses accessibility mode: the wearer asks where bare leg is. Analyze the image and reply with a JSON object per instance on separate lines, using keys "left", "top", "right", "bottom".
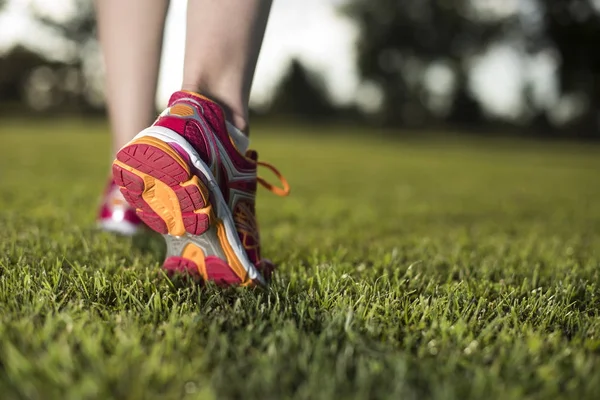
{"left": 95, "top": 0, "right": 170, "bottom": 156}
{"left": 182, "top": 0, "right": 272, "bottom": 134}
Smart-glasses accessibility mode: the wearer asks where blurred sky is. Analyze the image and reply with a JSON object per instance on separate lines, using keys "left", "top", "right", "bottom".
{"left": 0, "top": 0, "right": 559, "bottom": 119}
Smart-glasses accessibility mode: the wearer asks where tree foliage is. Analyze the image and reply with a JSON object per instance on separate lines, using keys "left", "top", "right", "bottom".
{"left": 269, "top": 59, "right": 337, "bottom": 120}
{"left": 343, "top": 0, "right": 514, "bottom": 127}
{"left": 533, "top": 0, "right": 600, "bottom": 135}
{"left": 0, "top": 0, "right": 101, "bottom": 113}
{"left": 345, "top": 0, "right": 600, "bottom": 136}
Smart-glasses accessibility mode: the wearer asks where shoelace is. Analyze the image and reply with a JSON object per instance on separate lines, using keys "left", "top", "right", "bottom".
{"left": 256, "top": 160, "right": 290, "bottom": 197}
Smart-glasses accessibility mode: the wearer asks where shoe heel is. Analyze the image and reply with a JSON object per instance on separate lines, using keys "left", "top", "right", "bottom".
{"left": 112, "top": 137, "right": 213, "bottom": 237}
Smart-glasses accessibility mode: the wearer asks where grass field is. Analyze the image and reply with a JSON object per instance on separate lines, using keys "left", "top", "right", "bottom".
{"left": 0, "top": 119, "right": 599, "bottom": 400}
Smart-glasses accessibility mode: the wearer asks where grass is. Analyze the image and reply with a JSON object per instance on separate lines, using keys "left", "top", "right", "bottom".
{"left": 0, "top": 118, "right": 599, "bottom": 400}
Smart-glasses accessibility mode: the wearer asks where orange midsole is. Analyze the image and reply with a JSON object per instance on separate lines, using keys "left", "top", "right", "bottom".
{"left": 216, "top": 220, "right": 251, "bottom": 284}
{"left": 181, "top": 243, "right": 208, "bottom": 280}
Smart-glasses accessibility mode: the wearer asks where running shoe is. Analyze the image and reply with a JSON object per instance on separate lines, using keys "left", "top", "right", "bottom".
{"left": 111, "top": 91, "right": 289, "bottom": 286}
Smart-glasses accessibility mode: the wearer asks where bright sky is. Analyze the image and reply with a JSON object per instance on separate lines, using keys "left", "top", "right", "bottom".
{"left": 0, "top": 0, "right": 558, "bottom": 119}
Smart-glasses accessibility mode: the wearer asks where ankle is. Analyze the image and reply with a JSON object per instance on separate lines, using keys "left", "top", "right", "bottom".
{"left": 228, "top": 112, "right": 249, "bottom": 136}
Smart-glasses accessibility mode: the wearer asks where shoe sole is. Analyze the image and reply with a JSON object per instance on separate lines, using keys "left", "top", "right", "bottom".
{"left": 112, "top": 128, "right": 264, "bottom": 286}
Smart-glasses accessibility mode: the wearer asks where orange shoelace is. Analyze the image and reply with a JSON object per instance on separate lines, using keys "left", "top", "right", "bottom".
{"left": 256, "top": 160, "right": 290, "bottom": 197}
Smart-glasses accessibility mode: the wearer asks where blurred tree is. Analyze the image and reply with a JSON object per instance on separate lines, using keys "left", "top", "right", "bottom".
{"left": 343, "top": 0, "right": 515, "bottom": 127}
{"left": 0, "top": 0, "right": 102, "bottom": 114}
{"left": 345, "top": 0, "right": 600, "bottom": 137}
{"left": 269, "top": 59, "right": 337, "bottom": 121}
{"left": 30, "top": 0, "right": 97, "bottom": 51}
{"left": 31, "top": 0, "right": 103, "bottom": 110}
{"left": 0, "top": 47, "right": 49, "bottom": 106}
{"left": 532, "top": 0, "right": 600, "bottom": 137}
{"left": 0, "top": 46, "right": 99, "bottom": 115}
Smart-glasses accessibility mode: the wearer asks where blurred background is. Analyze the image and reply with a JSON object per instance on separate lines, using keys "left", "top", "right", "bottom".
{"left": 1, "top": 0, "right": 600, "bottom": 140}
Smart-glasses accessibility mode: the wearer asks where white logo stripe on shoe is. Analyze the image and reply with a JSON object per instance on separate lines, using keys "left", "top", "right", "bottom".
{"left": 213, "top": 139, "right": 256, "bottom": 209}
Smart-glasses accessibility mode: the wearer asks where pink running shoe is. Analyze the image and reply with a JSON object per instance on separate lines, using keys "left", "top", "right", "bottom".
{"left": 97, "top": 179, "right": 143, "bottom": 235}
{"left": 111, "top": 91, "right": 290, "bottom": 286}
